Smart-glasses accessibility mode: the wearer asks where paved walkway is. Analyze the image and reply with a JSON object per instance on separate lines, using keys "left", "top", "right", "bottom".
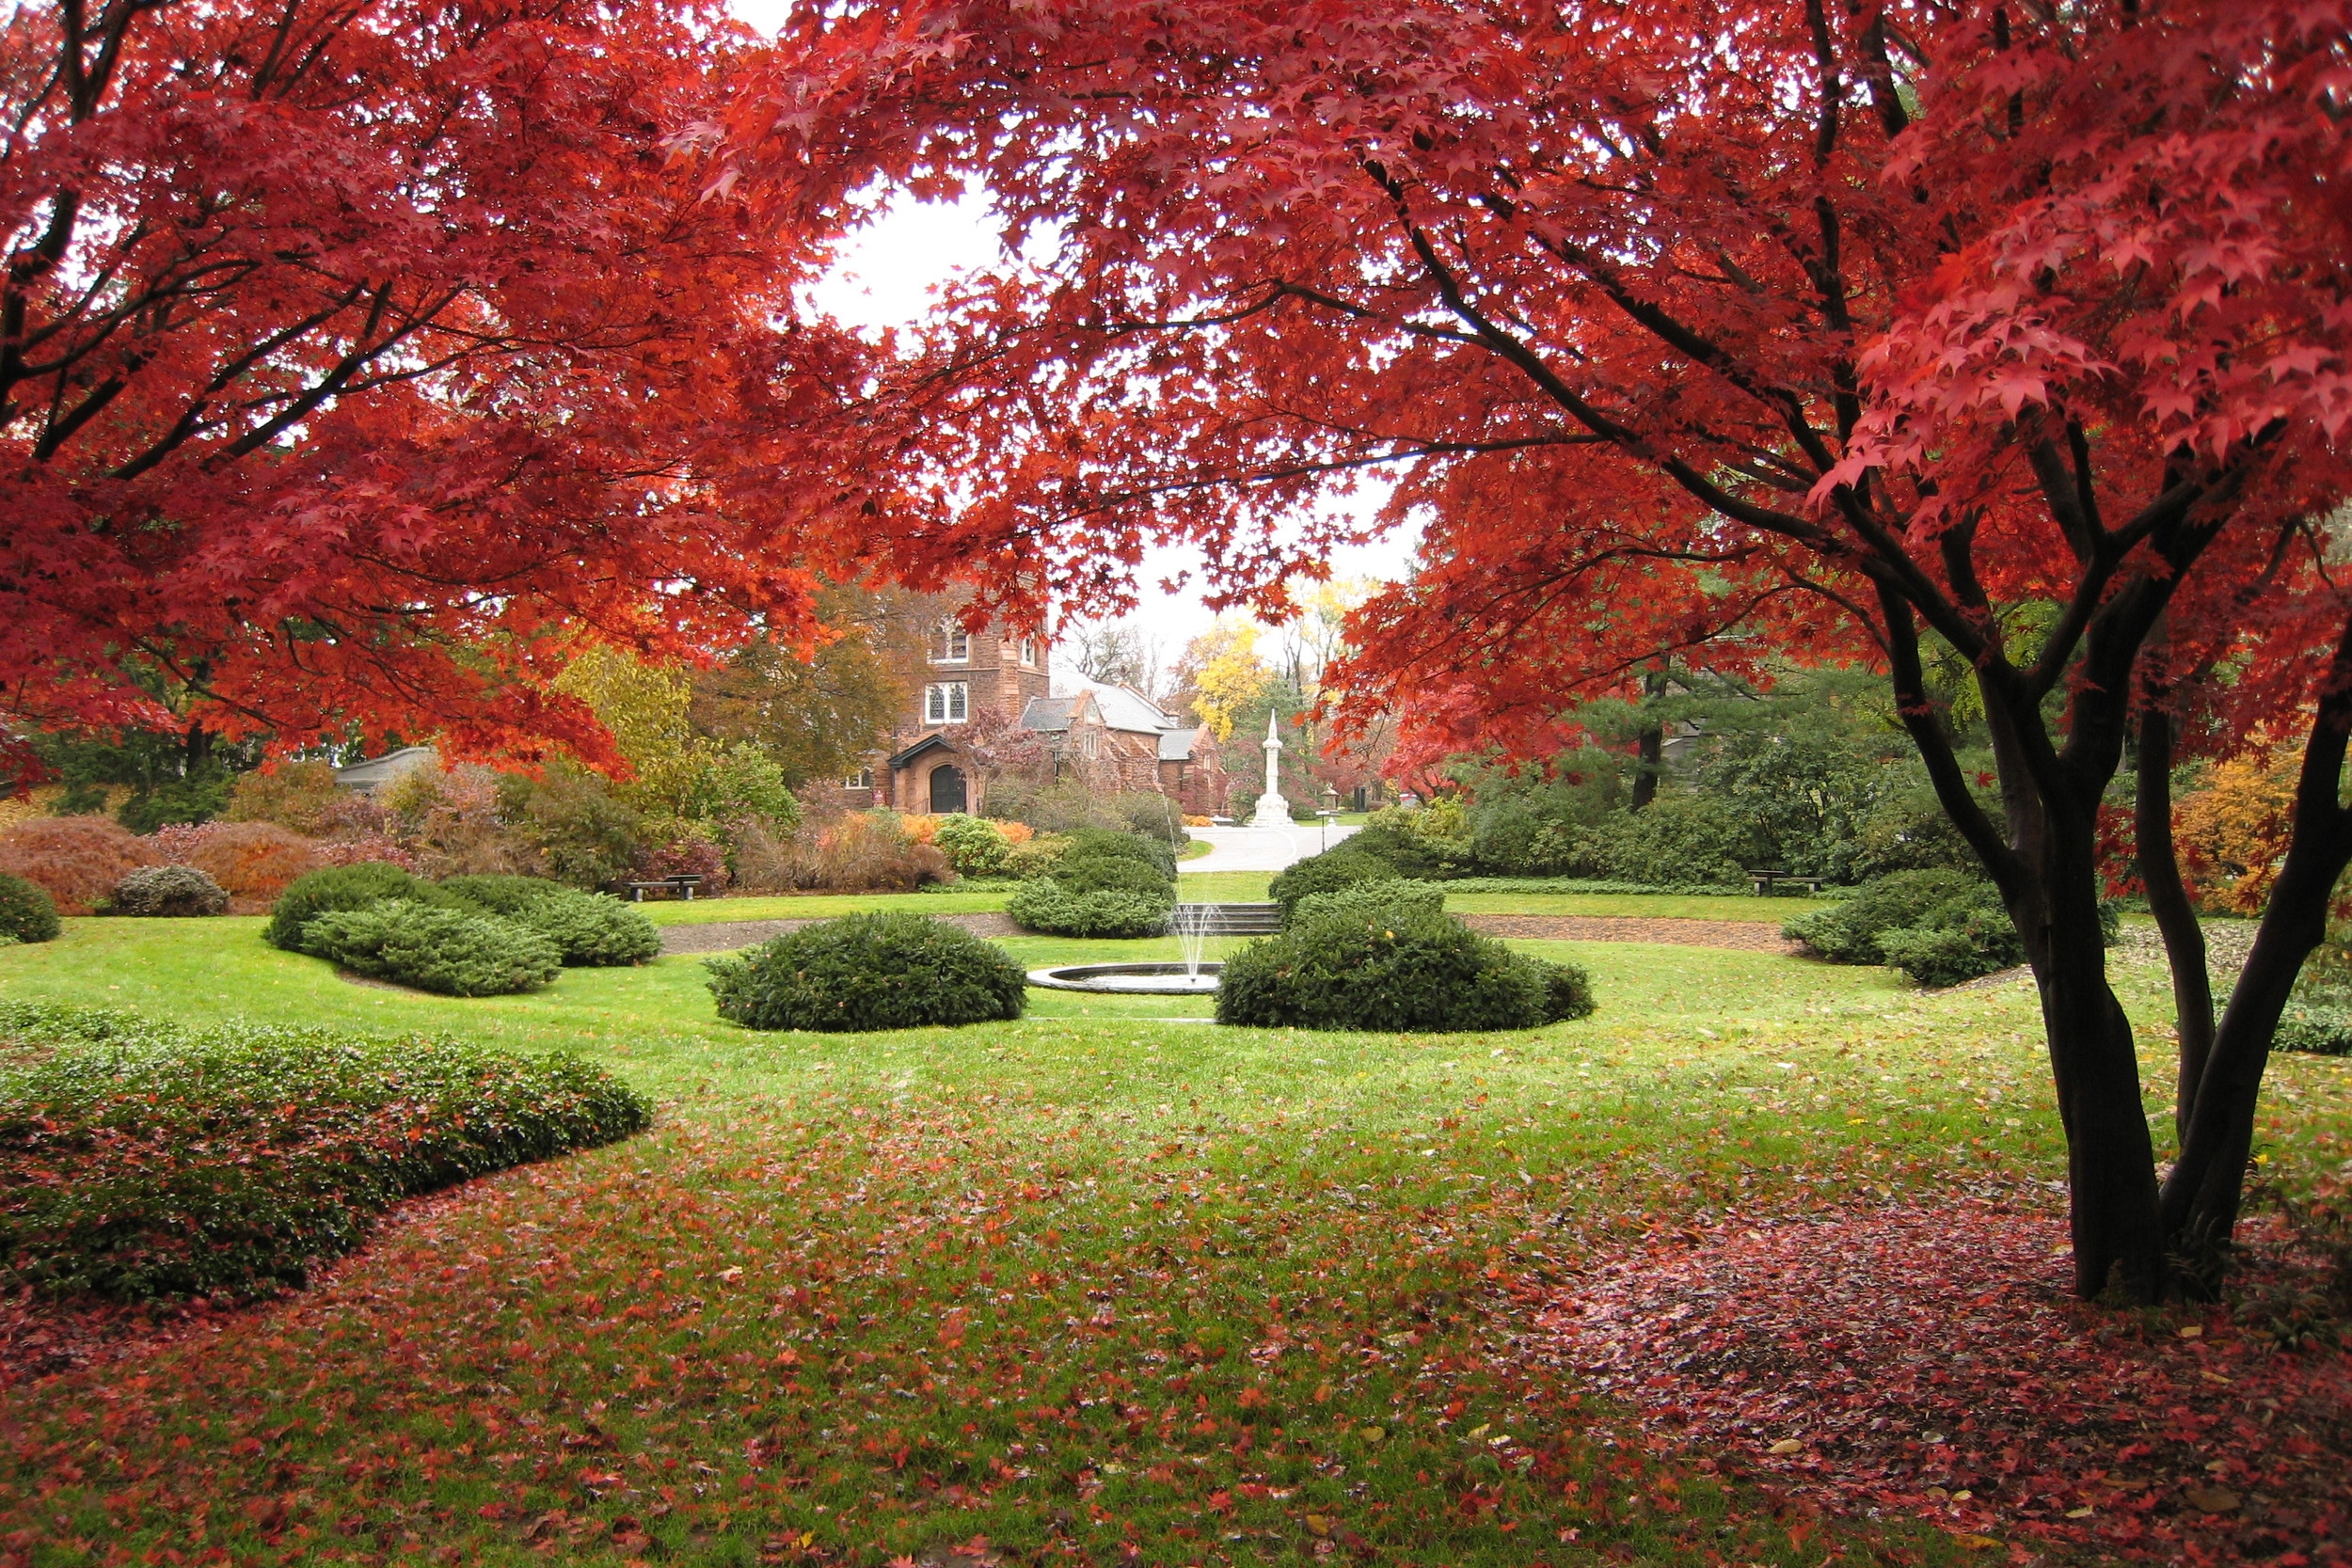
{"left": 1460, "top": 914, "right": 1795, "bottom": 953}
{"left": 1181, "top": 822, "right": 1358, "bottom": 874}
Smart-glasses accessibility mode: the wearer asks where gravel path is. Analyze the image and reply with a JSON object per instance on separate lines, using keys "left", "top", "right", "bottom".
{"left": 1459, "top": 913, "right": 1799, "bottom": 952}
{"left": 658, "top": 911, "right": 1021, "bottom": 955}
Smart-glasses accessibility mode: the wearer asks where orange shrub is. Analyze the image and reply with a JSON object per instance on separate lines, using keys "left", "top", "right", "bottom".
{"left": 0, "top": 816, "right": 160, "bottom": 914}
{"left": 898, "top": 814, "right": 942, "bottom": 844}
{"left": 775, "top": 812, "right": 955, "bottom": 891}
{"left": 224, "top": 761, "right": 345, "bottom": 835}
{"left": 150, "top": 821, "right": 328, "bottom": 909}
{"left": 2175, "top": 746, "right": 2300, "bottom": 915}
{"left": 997, "top": 820, "right": 1035, "bottom": 846}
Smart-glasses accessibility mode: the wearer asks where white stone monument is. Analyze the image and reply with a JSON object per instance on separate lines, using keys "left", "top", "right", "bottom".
{"left": 1248, "top": 711, "right": 1293, "bottom": 828}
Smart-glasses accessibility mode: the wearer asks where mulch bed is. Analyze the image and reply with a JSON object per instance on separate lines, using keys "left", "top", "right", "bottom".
{"left": 658, "top": 911, "right": 1020, "bottom": 955}
{"left": 1460, "top": 913, "right": 1799, "bottom": 952}
{"left": 1526, "top": 1196, "right": 2352, "bottom": 1564}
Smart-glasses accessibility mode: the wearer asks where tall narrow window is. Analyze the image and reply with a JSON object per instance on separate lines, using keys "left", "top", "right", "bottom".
{"left": 930, "top": 620, "right": 970, "bottom": 664}
{"left": 926, "top": 682, "right": 969, "bottom": 723}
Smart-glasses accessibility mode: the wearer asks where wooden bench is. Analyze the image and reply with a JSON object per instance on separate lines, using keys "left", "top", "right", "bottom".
{"left": 624, "top": 874, "right": 706, "bottom": 901}
{"left": 1746, "top": 869, "right": 1828, "bottom": 897}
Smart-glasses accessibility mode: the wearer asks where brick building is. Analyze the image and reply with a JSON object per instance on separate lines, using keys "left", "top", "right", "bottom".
{"left": 831, "top": 611, "right": 1232, "bottom": 816}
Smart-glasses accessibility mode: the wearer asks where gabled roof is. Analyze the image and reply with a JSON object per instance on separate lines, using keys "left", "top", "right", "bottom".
{"left": 1157, "top": 726, "right": 1200, "bottom": 762}
{"left": 332, "top": 745, "right": 438, "bottom": 790}
{"left": 1060, "top": 678, "right": 1181, "bottom": 735}
{"left": 1018, "top": 694, "right": 1081, "bottom": 733}
{"left": 885, "top": 733, "right": 960, "bottom": 770}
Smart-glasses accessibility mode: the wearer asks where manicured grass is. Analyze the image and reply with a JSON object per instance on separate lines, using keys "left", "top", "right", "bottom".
{"left": 1170, "top": 870, "right": 1274, "bottom": 901}
{"left": 3, "top": 915, "right": 2346, "bottom": 1567}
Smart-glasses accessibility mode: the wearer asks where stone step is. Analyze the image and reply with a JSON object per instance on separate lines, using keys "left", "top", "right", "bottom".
{"left": 1172, "top": 902, "right": 1283, "bottom": 935}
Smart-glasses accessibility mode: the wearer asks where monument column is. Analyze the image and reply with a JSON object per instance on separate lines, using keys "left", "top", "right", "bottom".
{"left": 1248, "top": 712, "right": 1292, "bottom": 828}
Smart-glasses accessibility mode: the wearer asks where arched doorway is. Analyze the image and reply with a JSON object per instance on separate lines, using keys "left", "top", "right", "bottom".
{"left": 929, "top": 764, "right": 968, "bottom": 814}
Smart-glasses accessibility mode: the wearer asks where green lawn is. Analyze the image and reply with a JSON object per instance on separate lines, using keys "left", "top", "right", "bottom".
{"left": 3, "top": 910, "right": 2346, "bottom": 1567}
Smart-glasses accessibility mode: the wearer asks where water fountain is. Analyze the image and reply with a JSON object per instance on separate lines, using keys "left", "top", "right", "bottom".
{"left": 1025, "top": 901, "right": 1226, "bottom": 995}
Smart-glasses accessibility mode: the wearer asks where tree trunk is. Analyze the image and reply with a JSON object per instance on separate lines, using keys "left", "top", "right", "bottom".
{"left": 1629, "top": 667, "right": 1666, "bottom": 813}
{"left": 2015, "top": 829, "right": 2167, "bottom": 1301}
{"left": 2161, "top": 619, "right": 2352, "bottom": 1274}
{"left": 2134, "top": 705, "right": 2214, "bottom": 1148}
{"left": 1629, "top": 723, "right": 1662, "bottom": 813}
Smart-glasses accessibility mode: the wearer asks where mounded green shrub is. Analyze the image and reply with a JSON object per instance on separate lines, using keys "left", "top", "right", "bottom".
{"left": 108, "top": 864, "right": 230, "bottom": 917}
{"left": 439, "top": 875, "right": 659, "bottom": 966}
{"left": 705, "top": 912, "right": 1025, "bottom": 1031}
{"left": 513, "top": 890, "right": 662, "bottom": 966}
{"left": 1050, "top": 853, "right": 1173, "bottom": 899}
{"left": 1780, "top": 869, "right": 1985, "bottom": 963}
{"left": 931, "top": 814, "right": 1013, "bottom": 878}
{"left": 0, "top": 872, "right": 60, "bottom": 943}
{"left": 437, "top": 873, "right": 569, "bottom": 911}
{"left": 302, "top": 901, "right": 563, "bottom": 996}
{"left": 1781, "top": 868, "right": 2065, "bottom": 987}
{"left": 0, "top": 1001, "right": 647, "bottom": 1300}
{"left": 264, "top": 862, "right": 453, "bottom": 951}
{"left": 1216, "top": 909, "right": 1577, "bottom": 1032}
{"left": 1060, "top": 829, "right": 1178, "bottom": 879}
{"left": 1534, "top": 957, "right": 1598, "bottom": 1023}
{"left": 1006, "top": 881, "right": 1172, "bottom": 938}
{"left": 1007, "top": 830, "right": 1176, "bottom": 937}
{"left": 1269, "top": 848, "right": 1401, "bottom": 925}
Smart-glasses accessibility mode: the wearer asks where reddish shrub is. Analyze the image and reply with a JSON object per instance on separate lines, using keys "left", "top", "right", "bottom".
{"left": 149, "top": 821, "right": 326, "bottom": 908}
{"left": 0, "top": 817, "right": 160, "bottom": 915}
{"left": 774, "top": 811, "right": 955, "bottom": 892}
{"left": 630, "top": 831, "right": 731, "bottom": 895}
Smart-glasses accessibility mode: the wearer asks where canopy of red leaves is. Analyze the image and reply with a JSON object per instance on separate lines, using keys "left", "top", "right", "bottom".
{"left": 720, "top": 0, "right": 2352, "bottom": 777}
{"left": 2, "top": 0, "right": 882, "bottom": 771}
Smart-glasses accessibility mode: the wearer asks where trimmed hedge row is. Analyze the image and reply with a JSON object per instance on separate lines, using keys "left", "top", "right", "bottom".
{"left": 0, "top": 1002, "right": 648, "bottom": 1300}
{"left": 264, "top": 865, "right": 659, "bottom": 994}
{"left": 706, "top": 912, "right": 1025, "bottom": 1031}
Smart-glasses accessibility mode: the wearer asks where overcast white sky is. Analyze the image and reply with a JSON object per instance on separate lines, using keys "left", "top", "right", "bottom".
{"left": 741, "top": 1, "right": 1419, "bottom": 688}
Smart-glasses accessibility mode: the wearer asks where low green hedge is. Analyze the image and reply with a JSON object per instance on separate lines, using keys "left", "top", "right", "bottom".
{"left": 0, "top": 873, "right": 59, "bottom": 943}
{"left": 706, "top": 912, "right": 1026, "bottom": 1031}
{"left": 0, "top": 1002, "right": 648, "bottom": 1300}
{"left": 439, "top": 875, "right": 659, "bottom": 966}
{"left": 1216, "top": 904, "right": 1593, "bottom": 1032}
{"left": 1006, "top": 878, "right": 1172, "bottom": 938}
{"left": 303, "top": 900, "right": 564, "bottom": 996}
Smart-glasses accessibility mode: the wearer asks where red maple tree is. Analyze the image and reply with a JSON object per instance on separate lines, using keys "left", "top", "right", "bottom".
{"left": 735, "top": 0, "right": 2352, "bottom": 1297}
{"left": 2, "top": 0, "right": 873, "bottom": 775}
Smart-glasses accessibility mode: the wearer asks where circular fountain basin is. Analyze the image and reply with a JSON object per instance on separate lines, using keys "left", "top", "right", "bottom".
{"left": 1026, "top": 962, "right": 1224, "bottom": 995}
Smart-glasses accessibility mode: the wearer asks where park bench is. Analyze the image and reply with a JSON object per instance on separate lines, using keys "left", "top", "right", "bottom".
{"left": 624, "top": 874, "right": 706, "bottom": 901}
{"left": 1746, "top": 869, "right": 1827, "bottom": 897}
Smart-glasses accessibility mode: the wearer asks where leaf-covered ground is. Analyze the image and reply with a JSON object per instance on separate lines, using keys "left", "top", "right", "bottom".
{"left": 1537, "top": 1194, "right": 2352, "bottom": 1565}
{"left": 0, "top": 906, "right": 2344, "bottom": 1567}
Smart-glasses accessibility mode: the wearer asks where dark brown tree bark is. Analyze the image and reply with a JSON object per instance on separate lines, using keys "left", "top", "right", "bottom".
{"left": 2135, "top": 701, "right": 2216, "bottom": 1148}
{"left": 1629, "top": 667, "right": 1666, "bottom": 813}
{"left": 2161, "top": 612, "right": 2352, "bottom": 1275}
